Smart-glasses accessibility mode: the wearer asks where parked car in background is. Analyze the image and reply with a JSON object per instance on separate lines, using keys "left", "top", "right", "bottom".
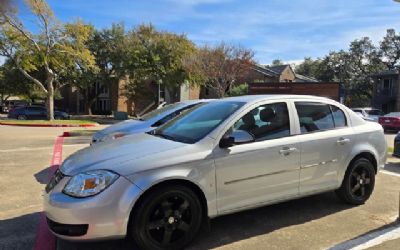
{"left": 1, "top": 100, "right": 30, "bottom": 113}
{"left": 378, "top": 112, "right": 400, "bottom": 132}
{"left": 45, "top": 95, "right": 386, "bottom": 250}
{"left": 7, "top": 106, "right": 69, "bottom": 120}
{"left": 91, "top": 99, "right": 211, "bottom": 144}
{"left": 351, "top": 108, "right": 384, "bottom": 122}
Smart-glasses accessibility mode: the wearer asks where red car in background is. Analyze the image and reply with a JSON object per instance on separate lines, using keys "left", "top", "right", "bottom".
{"left": 378, "top": 112, "right": 400, "bottom": 132}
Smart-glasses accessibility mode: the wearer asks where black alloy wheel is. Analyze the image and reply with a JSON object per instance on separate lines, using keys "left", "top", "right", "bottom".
{"left": 130, "top": 185, "right": 202, "bottom": 250}
{"left": 336, "top": 157, "right": 375, "bottom": 205}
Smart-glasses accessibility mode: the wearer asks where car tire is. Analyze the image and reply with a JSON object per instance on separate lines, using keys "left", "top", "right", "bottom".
{"left": 17, "top": 115, "right": 27, "bottom": 120}
{"left": 335, "top": 157, "right": 375, "bottom": 205}
{"left": 129, "top": 184, "right": 203, "bottom": 250}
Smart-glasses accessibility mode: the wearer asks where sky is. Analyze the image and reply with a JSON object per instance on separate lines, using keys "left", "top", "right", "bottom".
{"left": 17, "top": 0, "right": 400, "bottom": 64}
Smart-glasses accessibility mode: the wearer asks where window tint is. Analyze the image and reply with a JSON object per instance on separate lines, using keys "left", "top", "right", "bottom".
{"left": 233, "top": 102, "right": 290, "bottom": 141}
{"left": 330, "top": 105, "right": 347, "bottom": 127}
{"left": 295, "top": 102, "right": 335, "bottom": 133}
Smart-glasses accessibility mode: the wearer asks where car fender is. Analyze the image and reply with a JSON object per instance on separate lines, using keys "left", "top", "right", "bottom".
{"left": 125, "top": 161, "right": 218, "bottom": 218}
{"left": 338, "top": 141, "right": 383, "bottom": 184}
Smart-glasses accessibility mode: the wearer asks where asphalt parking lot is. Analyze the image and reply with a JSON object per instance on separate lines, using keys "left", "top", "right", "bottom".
{"left": 1, "top": 125, "right": 400, "bottom": 250}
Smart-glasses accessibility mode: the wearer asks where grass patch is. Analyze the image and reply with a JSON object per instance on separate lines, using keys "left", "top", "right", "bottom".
{"left": 388, "top": 146, "right": 394, "bottom": 154}
{"left": 0, "top": 119, "right": 98, "bottom": 126}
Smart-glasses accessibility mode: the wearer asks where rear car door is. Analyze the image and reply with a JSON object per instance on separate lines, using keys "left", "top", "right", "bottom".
{"left": 294, "top": 101, "right": 354, "bottom": 194}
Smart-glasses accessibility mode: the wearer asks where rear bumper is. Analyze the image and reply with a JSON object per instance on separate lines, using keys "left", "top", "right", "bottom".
{"left": 382, "top": 125, "right": 400, "bottom": 131}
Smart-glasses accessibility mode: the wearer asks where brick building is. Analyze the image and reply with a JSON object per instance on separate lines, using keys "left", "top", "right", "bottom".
{"left": 371, "top": 70, "right": 400, "bottom": 113}
{"left": 57, "top": 78, "right": 200, "bottom": 116}
{"left": 201, "top": 64, "right": 319, "bottom": 98}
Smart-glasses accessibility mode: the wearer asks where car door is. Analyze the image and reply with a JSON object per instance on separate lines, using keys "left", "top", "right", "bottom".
{"left": 213, "top": 102, "right": 301, "bottom": 213}
{"left": 28, "top": 107, "right": 46, "bottom": 119}
{"left": 294, "top": 101, "right": 354, "bottom": 194}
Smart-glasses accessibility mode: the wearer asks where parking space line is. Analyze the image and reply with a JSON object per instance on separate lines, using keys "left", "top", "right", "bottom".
{"left": 328, "top": 222, "right": 400, "bottom": 250}
{"left": 34, "top": 136, "right": 64, "bottom": 250}
{"left": 380, "top": 170, "right": 400, "bottom": 177}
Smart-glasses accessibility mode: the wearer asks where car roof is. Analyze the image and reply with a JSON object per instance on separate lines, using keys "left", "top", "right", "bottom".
{"left": 351, "top": 107, "right": 379, "bottom": 111}
{"left": 215, "top": 94, "right": 333, "bottom": 104}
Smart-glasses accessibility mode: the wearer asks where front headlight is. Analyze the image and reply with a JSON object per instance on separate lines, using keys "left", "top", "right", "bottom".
{"left": 63, "top": 170, "right": 119, "bottom": 198}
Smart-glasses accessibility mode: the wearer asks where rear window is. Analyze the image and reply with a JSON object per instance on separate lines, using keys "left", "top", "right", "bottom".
{"left": 330, "top": 105, "right": 347, "bottom": 127}
{"left": 295, "top": 102, "right": 347, "bottom": 133}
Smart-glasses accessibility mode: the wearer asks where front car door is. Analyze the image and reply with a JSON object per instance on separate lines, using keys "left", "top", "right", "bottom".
{"left": 213, "top": 101, "right": 301, "bottom": 213}
{"left": 293, "top": 101, "right": 354, "bottom": 194}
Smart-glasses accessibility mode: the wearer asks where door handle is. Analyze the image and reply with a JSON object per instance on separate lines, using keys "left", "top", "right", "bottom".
{"left": 279, "top": 147, "right": 298, "bottom": 156}
{"left": 336, "top": 137, "right": 350, "bottom": 145}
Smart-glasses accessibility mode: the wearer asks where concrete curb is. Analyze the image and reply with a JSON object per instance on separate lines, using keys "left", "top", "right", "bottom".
{"left": 0, "top": 122, "right": 98, "bottom": 128}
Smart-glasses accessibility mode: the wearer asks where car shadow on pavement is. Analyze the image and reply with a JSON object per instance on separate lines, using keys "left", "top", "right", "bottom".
{"left": 34, "top": 165, "right": 54, "bottom": 184}
{"left": 189, "top": 192, "right": 352, "bottom": 249}
{"left": 0, "top": 212, "right": 40, "bottom": 250}
{"left": 62, "top": 136, "right": 92, "bottom": 146}
{"left": 384, "top": 162, "right": 400, "bottom": 175}
{"left": 57, "top": 192, "right": 352, "bottom": 250}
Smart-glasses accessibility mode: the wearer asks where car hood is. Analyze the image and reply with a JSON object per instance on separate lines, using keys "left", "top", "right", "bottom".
{"left": 61, "top": 133, "right": 187, "bottom": 176}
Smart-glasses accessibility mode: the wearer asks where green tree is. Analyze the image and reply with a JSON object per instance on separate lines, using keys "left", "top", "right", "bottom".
{"left": 0, "top": 0, "right": 96, "bottom": 119}
{"left": 380, "top": 29, "right": 400, "bottom": 70}
{"left": 271, "top": 59, "right": 283, "bottom": 66}
{"left": 124, "top": 24, "right": 197, "bottom": 102}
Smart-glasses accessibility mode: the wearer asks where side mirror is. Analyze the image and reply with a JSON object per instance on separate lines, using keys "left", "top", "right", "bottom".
{"left": 219, "top": 130, "right": 255, "bottom": 148}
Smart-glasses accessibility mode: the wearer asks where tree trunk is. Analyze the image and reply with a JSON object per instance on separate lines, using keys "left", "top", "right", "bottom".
{"left": 84, "top": 98, "right": 96, "bottom": 115}
{"left": 47, "top": 79, "right": 55, "bottom": 120}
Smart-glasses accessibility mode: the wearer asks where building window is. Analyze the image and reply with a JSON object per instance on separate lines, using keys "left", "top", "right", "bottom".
{"left": 382, "top": 79, "right": 392, "bottom": 95}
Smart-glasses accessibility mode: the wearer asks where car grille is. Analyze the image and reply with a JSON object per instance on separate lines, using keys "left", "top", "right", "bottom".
{"left": 45, "top": 169, "right": 64, "bottom": 193}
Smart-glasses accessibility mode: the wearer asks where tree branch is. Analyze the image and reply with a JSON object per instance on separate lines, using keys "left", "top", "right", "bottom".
{"left": 4, "top": 14, "right": 42, "bottom": 53}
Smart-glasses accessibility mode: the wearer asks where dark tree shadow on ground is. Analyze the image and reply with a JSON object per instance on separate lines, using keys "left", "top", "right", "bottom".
{"left": 0, "top": 212, "right": 41, "bottom": 250}
{"left": 57, "top": 192, "right": 353, "bottom": 250}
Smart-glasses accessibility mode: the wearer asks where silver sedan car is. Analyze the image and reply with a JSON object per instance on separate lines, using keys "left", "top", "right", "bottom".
{"left": 91, "top": 99, "right": 210, "bottom": 144}
{"left": 44, "top": 95, "right": 386, "bottom": 250}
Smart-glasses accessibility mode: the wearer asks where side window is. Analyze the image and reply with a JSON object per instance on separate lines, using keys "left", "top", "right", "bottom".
{"left": 233, "top": 102, "right": 290, "bottom": 141}
{"left": 295, "top": 102, "right": 334, "bottom": 133}
{"left": 330, "top": 105, "right": 347, "bottom": 127}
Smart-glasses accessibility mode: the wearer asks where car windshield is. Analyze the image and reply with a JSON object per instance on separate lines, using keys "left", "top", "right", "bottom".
{"left": 153, "top": 101, "right": 245, "bottom": 144}
{"left": 366, "top": 109, "right": 383, "bottom": 116}
{"left": 140, "top": 103, "right": 182, "bottom": 121}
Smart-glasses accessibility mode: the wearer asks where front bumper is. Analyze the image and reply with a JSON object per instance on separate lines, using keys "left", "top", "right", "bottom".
{"left": 44, "top": 175, "right": 143, "bottom": 241}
